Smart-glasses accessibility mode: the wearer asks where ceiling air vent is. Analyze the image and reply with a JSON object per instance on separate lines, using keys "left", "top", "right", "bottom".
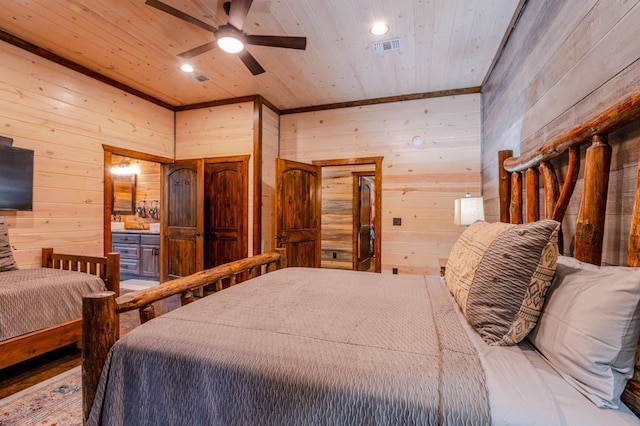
{"left": 192, "top": 74, "right": 211, "bottom": 83}
{"left": 372, "top": 37, "right": 402, "bottom": 53}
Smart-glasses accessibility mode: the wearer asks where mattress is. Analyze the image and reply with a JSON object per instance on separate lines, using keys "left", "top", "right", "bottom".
{"left": 0, "top": 267, "right": 106, "bottom": 340}
{"left": 90, "top": 268, "right": 640, "bottom": 425}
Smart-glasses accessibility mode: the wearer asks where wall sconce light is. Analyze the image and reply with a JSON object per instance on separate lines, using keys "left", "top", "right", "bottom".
{"left": 110, "top": 162, "right": 140, "bottom": 176}
{"left": 454, "top": 193, "right": 485, "bottom": 226}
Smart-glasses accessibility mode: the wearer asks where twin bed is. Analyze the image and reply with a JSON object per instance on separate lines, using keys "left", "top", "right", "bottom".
{"left": 0, "top": 235, "right": 119, "bottom": 370}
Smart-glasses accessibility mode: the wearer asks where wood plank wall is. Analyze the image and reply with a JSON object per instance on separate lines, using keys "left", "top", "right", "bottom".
{"left": 175, "top": 102, "right": 255, "bottom": 255}
{"left": 0, "top": 41, "right": 174, "bottom": 268}
{"left": 482, "top": 0, "right": 640, "bottom": 265}
{"left": 281, "top": 95, "right": 481, "bottom": 275}
{"left": 261, "top": 105, "right": 279, "bottom": 254}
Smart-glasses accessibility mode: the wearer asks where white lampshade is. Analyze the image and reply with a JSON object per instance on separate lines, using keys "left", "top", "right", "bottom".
{"left": 454, "top": 195, "right": 485, "bottom": 226}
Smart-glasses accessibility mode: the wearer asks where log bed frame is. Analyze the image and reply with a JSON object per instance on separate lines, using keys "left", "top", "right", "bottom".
{"left": 79, "top": 92, "right": 640, "bottom": 423}
{"left": 81, "top": 248, "right": 286, "bottom": 423}
{"left": 0, "top": 248, "right": 120, "bottom": 371}
{"left": 497, "top": 90, "right": 640, "bottom": 415}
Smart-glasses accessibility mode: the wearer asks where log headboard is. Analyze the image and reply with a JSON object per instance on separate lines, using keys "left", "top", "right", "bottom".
{"left": 497, "top": 91, "right": 640, "bottom": 414}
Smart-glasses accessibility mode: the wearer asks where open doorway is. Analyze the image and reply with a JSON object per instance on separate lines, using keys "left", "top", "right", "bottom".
{"left": 353, "top": 172, "right": 375, "bottom": 272}
{"left": 103, "top": 146, "right": 173, "bottom": 284}
{"left": 312, "top": 157, "right": 382, "bottom": 273}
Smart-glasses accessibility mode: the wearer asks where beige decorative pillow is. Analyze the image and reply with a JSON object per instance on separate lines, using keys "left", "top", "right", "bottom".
{"left": 0, "top": 216, "right": 18, "bottom": 272}
{"left": 445, "top": 219, "right": 560, "bottom": 346}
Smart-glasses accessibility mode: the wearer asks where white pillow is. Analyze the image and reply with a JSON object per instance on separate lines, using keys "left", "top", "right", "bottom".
{"left": 528, "top": 256, "right": 640, "bottom": 408}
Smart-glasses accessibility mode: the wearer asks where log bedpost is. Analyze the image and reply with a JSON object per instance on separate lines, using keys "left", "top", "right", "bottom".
{"left": 525, "top": 169, "right": 540, "bottom": 223}
{"left": 105, "top": 252, "right": 120, "bottom": 295}
{"left": 628, "top": 154, "right": 640, "bottom": 267}
{"left": 498, "top": 150, "right": 513, "bottom": 223}
{"left": 575, "top": 134, "right": 611, "bottom": 265}
{"left": 41, "top": 248, "right": 53, "bottom": 268}
{"left": 510, "top": 172, "right": 523, "bottom": 224}
{"left": 276, "top": 247, "right": 287, "bottom": 269}
{"left": 82, "top": 291, "right": 117, "bottom": 425}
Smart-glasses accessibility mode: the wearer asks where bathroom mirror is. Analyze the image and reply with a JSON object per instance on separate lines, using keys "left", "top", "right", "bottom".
{"left": 112, "top": 174, "right": 136, "bottom": 215}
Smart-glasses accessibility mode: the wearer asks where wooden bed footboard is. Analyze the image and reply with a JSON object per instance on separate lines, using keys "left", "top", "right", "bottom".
{"left": 497, "top": 90, "right": 640, "bottom": 414}
{"left": 82, "top": 248, "right": 286, "bottom": 423}
{"left": 0, "top": 248, "right": 120, "bottom": 371}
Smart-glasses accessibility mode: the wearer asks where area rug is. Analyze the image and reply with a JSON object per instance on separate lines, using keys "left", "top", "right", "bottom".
{"left": 0, "top": 366, "right": 81, "bottom": 425}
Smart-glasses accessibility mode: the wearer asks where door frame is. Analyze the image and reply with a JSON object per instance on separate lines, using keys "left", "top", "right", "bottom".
{"left": 102, "top": 145, "right": 173, "bottom": 256}
{"left": 352, "top": 172, "right": 375, "bottom": 271}
{"left": 312, "top": 157, "right": 383, "bottom": 273}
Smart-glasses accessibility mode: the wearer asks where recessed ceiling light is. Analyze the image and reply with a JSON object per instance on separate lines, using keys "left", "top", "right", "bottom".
{"left": 180, "top": 63, "right": 194, "bottom": 73}
{"left": 370, "top": 21, "right": 389, "bottom": 36}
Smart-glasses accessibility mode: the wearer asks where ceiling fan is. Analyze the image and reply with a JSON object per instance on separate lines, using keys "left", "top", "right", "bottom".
{"left": 145, "top": 0, "right": 307, "bottom": 75}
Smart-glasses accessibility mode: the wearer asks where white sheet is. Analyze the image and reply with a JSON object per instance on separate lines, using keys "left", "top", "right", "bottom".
{"left": 441, "top": 276, "right": 640, "bottom": 425}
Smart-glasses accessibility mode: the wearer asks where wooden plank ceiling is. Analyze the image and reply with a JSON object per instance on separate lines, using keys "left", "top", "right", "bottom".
{"left": 0, "top": 0, "right": 522, "bottom": 109}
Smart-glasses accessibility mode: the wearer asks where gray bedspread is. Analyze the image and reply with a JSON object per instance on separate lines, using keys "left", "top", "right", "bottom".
{"left": 90, "top": 268, "right": 490, "bottom": 425}
{"left": 0, "top": 267, "right": 106, "bottom": 340}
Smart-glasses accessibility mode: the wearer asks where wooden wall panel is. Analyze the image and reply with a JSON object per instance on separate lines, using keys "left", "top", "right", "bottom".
{"left": 482, "top": 0, "right": 640, "bottom": 266}
{"left": 281, "top": 94, "right": 481, "bottom": 275}
{"left": 175, "top": 102, "right": 255, "bottom": 255}
{"left": 0, "top": 41, "right": 173, "bottom": 268}
{"left": 261, "top": 105, "right": 279, "bottom": 254}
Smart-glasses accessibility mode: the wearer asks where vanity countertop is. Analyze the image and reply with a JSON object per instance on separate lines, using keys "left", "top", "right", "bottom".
{"left": 112, "top": 229, "right": 159, "bottom": 234}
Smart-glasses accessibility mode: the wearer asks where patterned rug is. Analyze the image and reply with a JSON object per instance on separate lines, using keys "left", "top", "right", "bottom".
{"left": 0, "top": 366, "right": 81, "bottom": 425}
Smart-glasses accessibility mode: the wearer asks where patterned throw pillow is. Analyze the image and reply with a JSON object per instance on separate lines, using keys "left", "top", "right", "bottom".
{"left": 0, "top": 216, "right": 18, "bottom": 272}
{"left": 445, "top": 219, "right": 560, "bottom": 346}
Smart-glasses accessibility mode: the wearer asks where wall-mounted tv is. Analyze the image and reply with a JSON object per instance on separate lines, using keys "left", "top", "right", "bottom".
{"left": 0, "top": 145, "right": 34, "bottom": 211}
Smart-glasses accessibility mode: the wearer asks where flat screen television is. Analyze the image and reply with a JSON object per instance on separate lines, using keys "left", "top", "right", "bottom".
{"left": 0, "top": 145, "right": 34, "bottom": 211}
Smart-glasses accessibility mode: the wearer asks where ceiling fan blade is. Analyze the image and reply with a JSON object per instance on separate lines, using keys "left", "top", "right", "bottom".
{"left": 237, "top": 49, "right": 265, "bottom": 75}
{"left": 244, "top": 35, "right": 307, "bottom": 50}
{"left": 145, "top": 0, "right": 217, "bottom": 33}
{"left": 177, "top": 41, "right": 217, "bottom": 58}
{"left": 228, "top": 0, "right": 253, "bottom": 30}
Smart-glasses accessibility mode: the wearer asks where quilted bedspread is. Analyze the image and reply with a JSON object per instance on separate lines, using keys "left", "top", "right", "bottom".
{"left": 90, "top": 268, "right": 490, "bottom": 425}
{"left": 0, "top": 267, "right": 106, "bottom": 340}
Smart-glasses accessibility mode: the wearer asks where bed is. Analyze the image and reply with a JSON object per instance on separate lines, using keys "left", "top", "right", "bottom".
{"left": 83, "top": 91, "right": 640, "bottom": 425}
{"left": 0, "top": 243, "right": 120, "bottom": 370}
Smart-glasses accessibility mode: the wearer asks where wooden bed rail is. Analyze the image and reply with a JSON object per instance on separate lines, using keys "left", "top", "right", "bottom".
{"left": 82, "top": 248, "right": 286, "bottom": 424}
{"left": 502, "top": 91, "right": 640, "bottom": 173}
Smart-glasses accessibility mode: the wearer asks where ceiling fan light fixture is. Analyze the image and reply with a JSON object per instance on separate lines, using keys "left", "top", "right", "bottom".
{"left": 217, "top": 36, "right": 244, "bottom": 53}
{"left": 370, "top": 21, "right": 389, "bottom": 36}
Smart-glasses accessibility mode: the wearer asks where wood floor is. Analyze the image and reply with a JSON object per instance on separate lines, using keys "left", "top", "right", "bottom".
{"left": 0, "top": 345, "right": 81, "bottom": 399}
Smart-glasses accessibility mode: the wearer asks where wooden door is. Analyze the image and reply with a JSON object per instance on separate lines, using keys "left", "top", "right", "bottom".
{"left": 204, "top": 160, "right": 248, "bottom": 270}
{"left": 161, "top": 160, "right": 204, "bottom": 282}
{"left": 275, "top": 158, "right": 321, "bottom": 267}
{"left": 354, "top": 175, "right": 374, "bottom": 271}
